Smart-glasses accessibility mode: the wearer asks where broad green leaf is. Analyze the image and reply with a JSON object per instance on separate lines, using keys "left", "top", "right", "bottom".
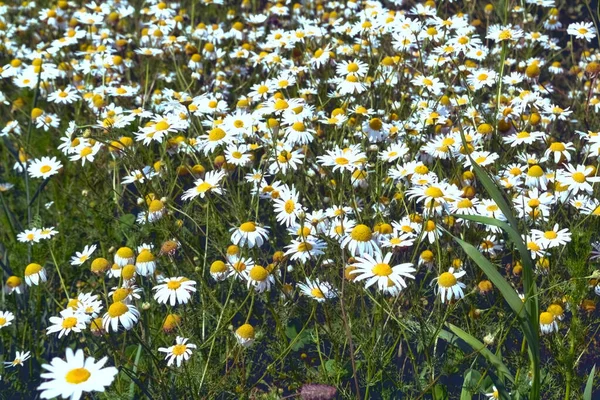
{"left": 460, "top": 369, "right": 481, "bottom": 400}
{"left": 584, "top": 364, "right": 596, "bottom": 400}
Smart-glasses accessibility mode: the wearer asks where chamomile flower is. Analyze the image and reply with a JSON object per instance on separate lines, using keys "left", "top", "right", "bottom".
{"left": 539, "top": 311, "right": 558, "bottom": 334}
{"left": 135, "top": 250, "right": 157, "bottom": 277}
{"left": 0, "top": 311, "right": 15, "bottom": 329}
{"left": 567, "top": 22, "right": 596, "bottom": 41}
{"left": 235, "top": 323, "right": 256, "bottom": 347}
{"left": 153, "top": 277, "right": 197, "bottom": 306}
{"left": 285, "top": 238, "right": 326, "bottom": 263}
{"left": 70, "top": 244, "right": 98, "bottom": 266}
{"left": 531, "top": 224, "right": 571, "bottom": 249}
{"left": 28, "top": 156, "right": 62, "bottom": 179}
{"left": 230, "top": 222, "right": 270, "bottom": 248}
{"left": 350, "top": 253, "right": 416, "bottom": 293}
{"left": 5, "top": 351, "right": 30, "bottom": 368}
{"left": 47, "top": 308, "right": 91, "bottom": 338}
{"left": 434, "top": 267, "right": 467, "bottom": 303}
{"left": 245, "top": 265, "right": 275, "bottom": 293}
{"left": 38, "top": 348, "right": 118, "bottom": 400}
{"left": 102, "top": 301, "right": 140, "bottom": 332}
{"left": 297, "top": 278, "right": 337, "bottom": 302}
{"left": 158, "top": 337, "right": 197, "bottom": 367}
{"left": 340, "top": 223, "right": 381, "bottom": 256}
{"left": 114, "top": 247, "right": 135, "bottom": 267}
{"left": 24, "top": 263, "right": 47, "bottom": 286}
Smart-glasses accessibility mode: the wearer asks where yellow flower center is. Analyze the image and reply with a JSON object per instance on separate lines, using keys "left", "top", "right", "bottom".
{"left": 239, "top": 222, "right": 256, "bottom": 232}
{"left": 249, "top": 266, "right": 268, "bottom": 281}
{"left": 572, "top": 172, "right": 586, "bottom": 183}
{"left": 457, "top": 199, "right": 473, "bottom": 208}
{"left": 155, "top": 121, "right": 170, "bottom": 131}
{"left": 539, "top": 311, "right": 554, "bottom": 325}
{"left": 527, "top": 241, "right": 540, "bottom": 251}
{"left": 369, "top": 118, "right": 382, "bottom": 130}
{"left": 438, "top": 272, "right": 457, "bottom": 288}
{"left": 414, "top": 165, "right": 429, "bottom": 174}
{"left": 347, "top": 62, "right": 359, "bottom": 73}
{"left": 40, "top": 165, "right": 52, "bottom": 173}
{"left": 167, "top": 280, "right": 182, "bottom": 290}
{"left": 208, "top": 128, "right": 226, "bottom": 141}
{"left": 297, "top": 242, "right": 313, "bottom": 252}
{"left": 117, "top": 247, "right": 134, "bottom": 258}
{"left": 25, "top": 263, "right": 42, "bottom": 276}
{"left": 274, "top": 99, "right": 289, "bottom": 110}
{"left": 236, "top": 323, "right": 255, "bottom": 339}
{"left": 196, "top": 182, "right": 213, "bottom": 192}
{"left": 350, "top": 224, "right": 372, "bottom": 242}
{"left": 549, "top": 142, "right": 565, "bottom": 152}
{"left": 62, "top": 316, "right": 78, "bottom": 329}
{"left": 172, "top": 344, "right": 187, "bottom": 356}
{"left": 424, "top": 186, "right": 443, "bottom": 198}
{"left": 372, "top": 263, "right": 392, "bottom": 276}
{"left": 311, "top": 288, "right": 325, "bottom": 298}
{"left": 65, "top": 368, "right": 91, "bottom": 384}
{"left": 528, "top": 199, "right": 540, "bottom": 208}
{"left": 0, "top": 317, "right": 6, "bottom": 326}
{"left": 527, "top": 165, "right": 544, "bottom": 177}
{"left": 543, "top": 230, "right": 557, "bottom": 240}
{"left": 107, "top": 301, "right": 129, "bottom": 318}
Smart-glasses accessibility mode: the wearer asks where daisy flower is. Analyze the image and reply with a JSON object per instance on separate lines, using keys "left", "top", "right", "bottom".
{"left": 539, "top": 311, "right": 558, "bottom": 334}
{"left": 0, "top": 310, "right": 15, "bottom": 329}
{"left": 135, "top": 250, "right": 157, "bottom": 277}
{"left": 102, "top": 301, "right": 140, "bottom": 332}
{"left": 297, "top": 278, "right": 337, "bottom": 302}
{"left": 467, "top": 69, "right": 497, "bottom": 90}
{"left": 349, "top": 253, "right": 416, "bottom": 293}
{"left": 38, "top": 348, "right": 118, "bottom": 400}
{"left": 557, "top": 164, "right": 600, "bottom": 195}
{"left": 434, "top": 267, "right": 467, "bottom": 303}
{"left": 245, "top": 265, "right": 275, "bottom": 293}
{"left": 340, "top": 224, "right": 381, "bottom": 257}
{"left": 230, "top": 222, "right": 270, "bottom": 248}
{"left": 227, "top": 256, "right": 255, "bottom": 280}
{"left": 158, "top": 336, "right": 197, "bottom": 367}
{"left": 153, "top": 277, "right": 197, "bottom": 306}
{"left": 47, "top": 308, "right": 91, "bottom": 338}
{"left": 273, "top": 188, "right": 303, "bottom": 227}
{"left": 181, "top": 170, "right": 227, "bottom": 201}
{"left": 210, "top": 260, "right": 229, "bottom": 282}
{"left": 284, "top": 238, "right": 326, "bottom": 263}
{"left": 531, "top": 224, "right": 571, "bottom": 249}
{"left": 24, "top": 263, "right": 47, "bottom": 286}
{"left": 544, "top": 141, "right": 575, "bottom": 163}
{"left": 114, "top": 247, "right": 135, "bottom": 266}
{"left": 70, "top": 244, "right": 98, "bottom": 266}
{"left": 567, "top": 22, "right": 596, "bottom": 41}
{"left": 28, "top": 156, "right": 62, "bottom": 179}
{"left": 4, "top": 275, "right": 24, "bottom": 295}
{"left": 235, "top": 323, "right": 256, "bottom": 347}
{"left": 5, "top": 351, "right": 30, "bottom": 368}
{"left": 17, "top": 228, "right": 42, "bottom": 243}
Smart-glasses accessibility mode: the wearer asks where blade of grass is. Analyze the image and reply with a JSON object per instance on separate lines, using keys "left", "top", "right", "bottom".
{"left": 584, "top": 364, "right": 596, "bottom": 400}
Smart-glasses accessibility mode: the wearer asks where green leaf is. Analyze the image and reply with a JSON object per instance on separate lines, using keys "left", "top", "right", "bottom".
{"left": 439, "top": 325, "right": 514, "bottom": 383}
{"left": 584, "top": 364, "right": 596, "bottom": 400}
{"left": 433, "top": 384, "right": 448, "bottom": 400}
{"left": 461, "top": 369, "right": 482, "bottom": 400}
